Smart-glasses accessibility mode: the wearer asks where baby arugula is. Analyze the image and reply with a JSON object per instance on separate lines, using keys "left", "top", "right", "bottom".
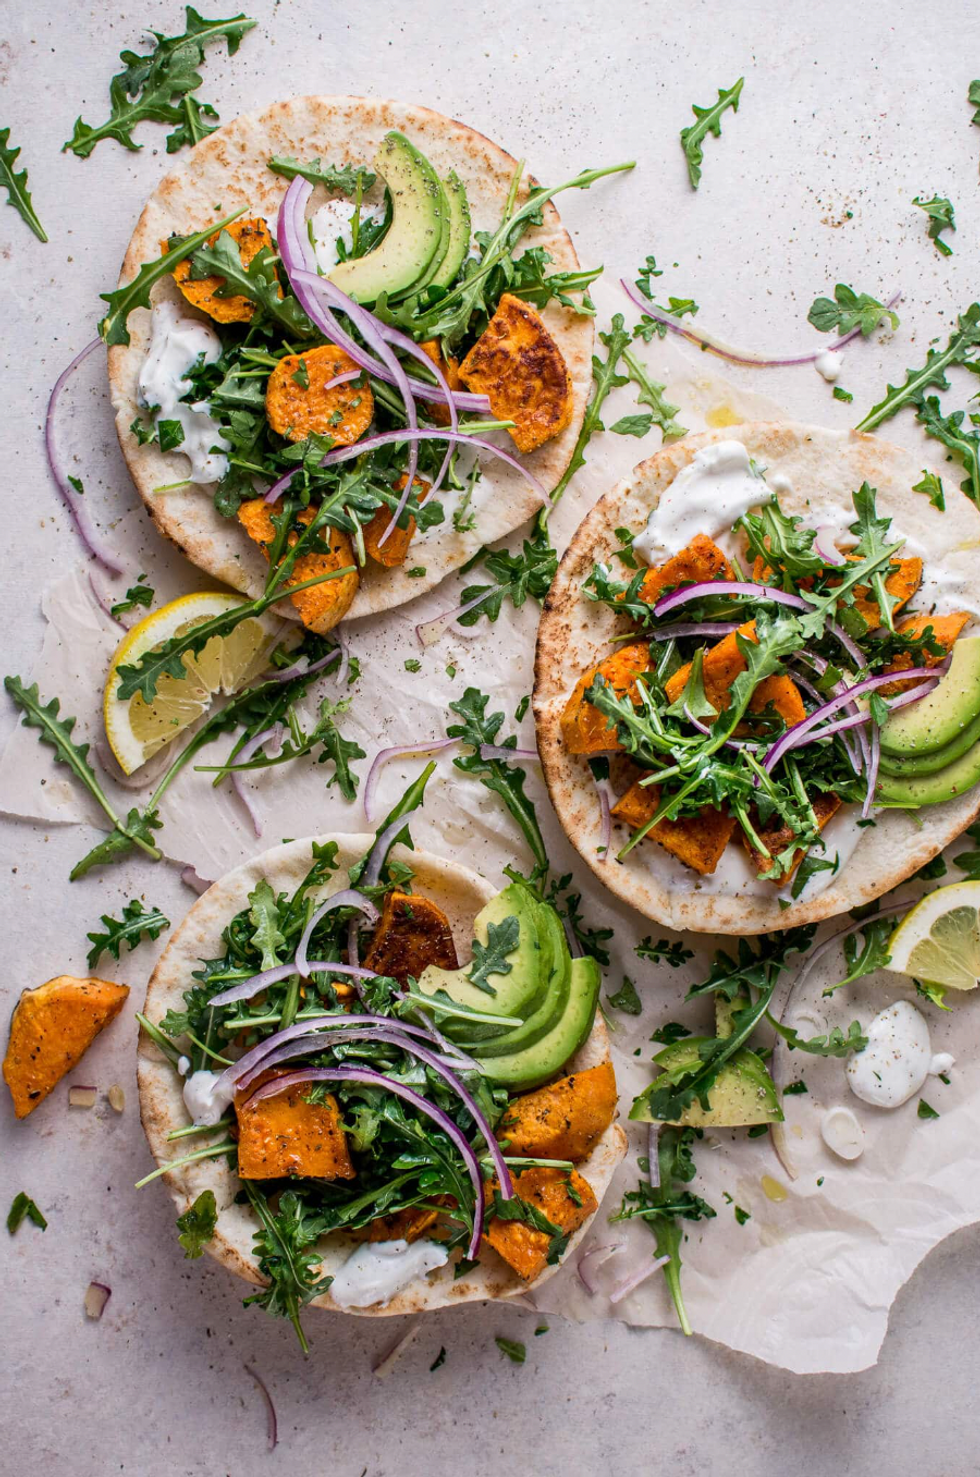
{"left": 807, "top": 284, "right": 899, "bottom": 338}
{"left": 679, "top": 78, "right": 744, "bottom": 190}
{"left": 64, "top": 7, "right": 256, "bottom": 159}
{"left": 86, "top": 899, "right": 170, "bottom": 969}
{"left": 176, "top": 1189, "right": 218, "bottom": 1258}
{"left": 856, "top": 303, "right": 980, "bottom": 435}
{"left": 0, "top": 128, "right": 47, "bottom": 243}
{"left": 913, "top": 195, "right": 956, "bottom": 257}
{"left": 267, "top": 157, "right": 377, "bottom": 195}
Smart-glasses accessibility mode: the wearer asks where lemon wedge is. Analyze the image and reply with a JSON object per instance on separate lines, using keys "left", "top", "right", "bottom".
{"left": 104, "top": 592, "right": 289, "bottom": 774}
{"left": 886, "top": 880, "right": 980, "bottom": 992}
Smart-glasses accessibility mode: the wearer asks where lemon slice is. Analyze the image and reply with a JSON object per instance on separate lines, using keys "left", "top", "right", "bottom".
{"left": 886, "top": 880, "right": 980, "bottom": 992}
{"left": 104, "top": 592, "right": 290, "bottom": 774}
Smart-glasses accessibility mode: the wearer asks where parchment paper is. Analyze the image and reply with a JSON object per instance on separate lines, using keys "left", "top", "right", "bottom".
{"left": 4, "top": 281, "right": 975, "bottom": 1374}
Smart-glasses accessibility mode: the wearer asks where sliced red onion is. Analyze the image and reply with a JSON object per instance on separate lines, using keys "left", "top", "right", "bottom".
{"left": 319, "top": 426, "right": 547, "bottom": 510}
{"left": 296, "top": 889, "right": 379, "bottom": 978}
{"left": 591, "top": 767, "right": 614, "bottom": 863}
{"left": 68, "top": 1085, "right": 98, "bottom": 1108}
{"left": 364, "top": 738, "right": 458, "bottom": 824}
{"left": 180, "top": 865, "right": 214, "bottom": 895}
{"left": 208, "top": 958, "right": 378, "bottom": 1009}
{"left": 94, "top": 738, "right": 169, "bottom": 791}
{"left": 863, "top": 723, "right": 880, "bottom": 819}
{"left": 334, "top": 624, "right": 350, "bottom": 688}
{"left": 647, "top": 1124, "right": 662, "bottom": 1188}
{"left": 84, "top": 1281, "right": 111, "bottom": 1320}
{"left": 46, "top": 339, "right": 126, "bottom": 574}
{"left": 246, "top": 1066, "right": 486, "bottom": 1257}
{"left": 244, "top": 1364, "right": 277, "bottom": 1452}
{"left": 416, "top": 588, "right": 497, "bottom": 648}
{"left": 813, "top": 527, "right": 845, "bottom": 566}
{"left": 804, "top": 678, "right": 937, "bottom": 745}
{"left": 88, "top": 573, "right": 128, "bottom": 630}
{"left": 262, "top": 646, "right": 341, "bottom": 684}
{"left": 231, "top": 724, "right": 284, "bottom": 837}
{"left": 577, "top": 1241, "right": 625, "bottom": 1295}
{"left": 323, "top": 368, "right": 362, "bottom": 392}
{"left": 763, "top": 667, "right": 940, "bottom": 773}
{"left": 363, "top": 815, "right": 410, "bottom": 889}
{"left": 621, "top": 278, "right": 901, "bottom": 368}
{"left": 372, "top": 315, "right": 459, "bottom": 526}
{"left": 682, "top": 704, "right": 753, "bottom": 752}
{"left": 608, "top": 1253, "right": 672, "bottom": 1306}
{"left": 372, "top": 1315, "right": 422, "bottom": 1377}
{"left": 653, "top": 621, "right": 740, "bottom": 640}
{"left": 653, "top": 579, "right": 871, "bottom": 671}
{"left": 790, "top": 672, "right": 862, "bottom": 775}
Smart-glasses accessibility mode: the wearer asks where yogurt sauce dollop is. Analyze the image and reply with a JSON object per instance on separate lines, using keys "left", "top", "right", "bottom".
{"left": 632, "top": 439, "right": 771, "bottom": 565}
{"left": 846, "top": 1000, "right": 954, "bottom": 1109}
{"left": 182, "top": 1068, "right": 234, "bottom": 1127}
{"left": 138, "top": 300, "right": 231, "bottom": 484}
{"left": 329, "top": 1238, "right": 449, "bottom": 1309}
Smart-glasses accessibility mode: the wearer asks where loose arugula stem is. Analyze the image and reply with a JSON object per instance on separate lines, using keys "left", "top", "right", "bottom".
{"left": 540, "top": 314, "right": 631, "bottom": 521}
{"left": 166, "top": 1117, "right": 232, "bottom": 1142}
{"left": 134, "top": 1139, "right": 236, "bottom": 1189}
{"left": 136, "top": 1011, "right": 183, "bottom": 1066}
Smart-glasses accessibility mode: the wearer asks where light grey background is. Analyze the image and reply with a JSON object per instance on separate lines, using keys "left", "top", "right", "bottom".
{"left": 2, "top": 1, "right": 979, "bottom": 1473}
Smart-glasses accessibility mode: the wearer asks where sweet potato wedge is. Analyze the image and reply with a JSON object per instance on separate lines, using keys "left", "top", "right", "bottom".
{"left": 170, "top": 217, "right": 275, "bottom": 324}
{"left": 238, "top": 498, "right": 359, "bottom": 634}
{"left": 844, "top": 555, "right": 922, "bottom": 628}
{"left": 418, "top": 339, "right": 463, "bottom": 428}
{"left": 880, "top": 612, "right": 971, "bottom": 695}
{"left": 361, "top": 891, "right": 458, "bottom": 986}
{"left": 634, "top": 534, "right": 733, "bottom": 607}
{"left": 235, "top": 1069, "right": 354, "bottom": 1180}
{"left": 3, "top": 975, "right": 130, "bottom": 1118}
{"left": 560, "top": 641, "right": 652, "bottom": 755}
{"left": 665, "top": 622, "right": 805, "bottom": 729}
{"left": 459, "top": 293, "right": 573, "bottom": 453}
{"left": 265, "top": 343, "right": 373, "bottom": 445}
{"left": 497, "top": 1060, "right": 618, "bottom": 1163}
{"left": 367, "top": 1205, "right": 440, "bottom": 1242}
{"left": 611, "top": 781, "right": 736, "bottom": 875}
{"left": 362, "top": 474, "right": 431, "bottom": 569}
{"left": 745, "top": 791, "right": 841, "bottom": 882}
{"left": 483, "top": 1166, "right": 596, "bottom": 1281}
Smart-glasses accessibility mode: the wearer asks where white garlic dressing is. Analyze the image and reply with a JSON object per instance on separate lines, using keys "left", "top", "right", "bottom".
{"left": 182, "top": 1068, "right": 233, "bottom": 1126}
{"left": 814, "top": 349, "right": 842, "bottom": 383}
{"left": 846, "top": 1000, "right": 954, "bottom": 1109}
{"left": 632, "top": 439, "right": 772, "bottom": 566}
{"left": 311, "top": 199, "right": 387, "bottom": 270}
{"left": 138, "top": 300, "right": 231, "bottom": 484}
{"left": 329, "top": 1238, "right": 449, "bottom": 1309}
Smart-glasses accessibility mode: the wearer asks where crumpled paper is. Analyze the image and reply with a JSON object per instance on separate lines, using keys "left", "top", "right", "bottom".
{"left": 4, "top": 281, "right": 976, "bottom": 1374}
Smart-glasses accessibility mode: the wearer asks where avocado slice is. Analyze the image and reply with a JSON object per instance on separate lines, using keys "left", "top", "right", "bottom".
{"left": 880, "top": 637, "right": 980, "bottom": 758}
{"left": 715, "top": 987, "right": 749, "bottom": 1039}
{"left": 416, "top": 881, "right": 545, "bottom": 1022}
{"left": 468, "top": 903, "right": 571, "bottom": 1057}
{"left": 630, "top": 1039, "right": 782, "bottom": 1128}
{"left": 328, "top": 131, "right": 445, "bottom": 304}
{"left": 879, "top": 704, "right": 980, "bottom": 777}
{"left": 477, "top": 957, "right": 601, "bottom": 1090}
{"left": 876, "top": 735, "right": 980, "bottom": 806}
{"left": 428, "top": 171, "right": 470, "bottom": 290}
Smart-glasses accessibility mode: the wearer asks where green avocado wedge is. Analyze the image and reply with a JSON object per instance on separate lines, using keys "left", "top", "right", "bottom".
{"left": 328, "top": 131, "right": 444, "bottom": 303}
{"left": 630, "top": 1039, "right": 782, "bottom": 1128}
{"left": 427, "top": 170, "right": 470, "bottom": 290}
{"left": 466, "top": 902, "right": 571, "bottom": 1057}
{"left": 477, "top": 956, "right": 601, "bottom": 1090}
{"left": 879, "top": 704, "right": 980, "bottom": 777}
{"left": 416, "top": 881, "right": 545, "bottom": 1022}
{"left": 876, "top": 735, "right": 980, "bottom": 806}
{"left": 880, "top": 637, "right": 980, "bottom": 757}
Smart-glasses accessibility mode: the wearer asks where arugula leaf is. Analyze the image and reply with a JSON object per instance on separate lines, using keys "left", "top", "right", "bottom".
{"left": 189, "top": 229, "right": 310, "bottom": 336}
{"left": 915, "top": 979, "right": 950, "bottom": 1011}
{"left": 448, "top": 689, "right": 548, "bottom": 877}
{"left": 664, "top": 647, "right": 716, "bottom": 720}
{"left": 914, "top": 397, "right": 980, "bottom": 509}
{"left": 737, "top": 498, "right": 824, "bottom": 582}
{"left": 848, "top": 482, "right": 901, "bottom": 630}
{"left": 833, "top": 386, "right": 854, "bottom": 404}
{"left": 680, "top": 77, "right": 744, "bottom": 189}
{"left": 165, "top": 94, "right": 220, "bottom": 153}
{"left": 86, "top": 899, "right": 170, "bottom": 968}
{"left": 492, "top": 1191, "right": 569, "bottom": 1264}
{"left": 651, "top": 1021, "right": 692, "bottom": 1045}
{"left": 807, "top": 284, "right": 899, "bottom": 338}
{"left": 822, "top": 914, "right": 894, "bottom": 994}
{"left": 495, "top": 1337, "right": 526, "bottom": 1364}
{"left": 544, "top": 314, "right": 630, "bottom": 514}
{"left": 7, "top": 1192, "right": 47, "bottom": 1234}
{"left": 636, "top": 937, "right": 695, "bottom": 968}
{"left": 176, "top": 1189, "right": 217, "bottom": 1258}
{"left": 856, "top": 304, "right": 980, "bottom": 433}
{"left": 64, "top": 7, "right": 256, "bottom": 158}
{"left": 917, "top": 1098, "right": 940, "bottom": 1120}
{"left": 268, "top": 156, "right": 377, "bottom": 195}
{"left": 606, "top": 976, "right": 642, "bottom": 1015}
{"left": 621, "top": 347, "right": 686, "bottom": 442}
{"left": 457, "top": 525, "right": 558, "bottom": 627}
{"left": 636, "top": 254, "right": 664, "bottom": 296}
{"left": 955, "top": 819, "right": 980, "bottom": 879}
{"left": 767, "top": 1015, "right": 867, "bottom": 1057}
{"left": 248, "top": 879, "right": 284, "bottom": 971}
{"left": 0, "top": 129, "right": 47, "bottom": 242}
{"left": 913, "top": 195, "right": 955, "bottom": 257}
{"left": 111, "top": 576, "right": 155, "bottom": 618}
{"left": 912, "top": 469, "right": 945, "bottom": 512}
{"left": 468, "top": 915, "right": 520, "bottom": 996}
{"left": 610, "top": 413, "right": 655, "bottom": 438}
{"left": 243, "top": 1183, "right": 332, "bottom": 1354}
{"left": 542, "top": 873, "right": 613, "bottom": 966}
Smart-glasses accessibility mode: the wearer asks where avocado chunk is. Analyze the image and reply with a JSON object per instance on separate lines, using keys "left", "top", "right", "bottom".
{"left": 876, "top": 735, "right": 980, "bottom": 806}
{"left": 477, "top": 957, "right": 601, "bottom": 1090}
{"left": 427, "top": 171, "right": 470, "bottom": 290}
{"left": 467, "top": 903, "right": 571, "bottom": 1057}
{"left": 416, "top": 881, "right": 545, "bottom": 1022}
{"left": 328, "top": 131, "right": 445, "bottom": 304}
{"left": 879, "top": 704, "right": 980, "bottom": 777}
{"left": 715, "top": 987, "right": 749, "bottom": 1039}
{"left": 880, "top": 637, "right": 980, "bottom": 757}
{"left": 630, "top": 1039, "right": 782, "bottom": 1128}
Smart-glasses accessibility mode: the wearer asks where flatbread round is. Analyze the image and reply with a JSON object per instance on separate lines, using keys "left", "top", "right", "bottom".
{"left": 108, "top": 96, "right": 593, "bottom": 621}
{"left": 533, "top": 422, "right": 980, "bottom": 935}
{"left": 137, "top": 835, "right": 626, "bottom": 1316}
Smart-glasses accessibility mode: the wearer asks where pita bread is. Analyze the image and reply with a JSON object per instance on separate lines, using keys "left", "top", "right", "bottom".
{"left": 108, "top": 96, "right": 593, "bottom": 622}
{"left": 533, "top": 422, "right": 980, "bottom": 935}
{"left": 137, "top": 835, "right": 626, "bottom": 1317}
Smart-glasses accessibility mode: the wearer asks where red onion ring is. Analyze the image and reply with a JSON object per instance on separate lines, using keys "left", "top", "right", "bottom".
{"left": 88, "top": 573, "right": 128, "bottom": 630}
{"left": 244, "top": 1364, "right": 277, "bottom": 1452}
{"left": 363, "top": 739, "right": 458, "bottom": 824}
{"left": 319, "top": 427, "right": 548, "bottom": 508}
{"left": 577, "top": 1241, "right": 625, "bottom": 1294}
{"left": 46, "top": 339, "right": 126, "bottom": 574}
{"left": 653, "top": 621, "right": 740, "bottom": 640}
{"left": 621, "top": 278, "right": 901, "bottom": 368}
{"left": 334, "top": 624, "right": 350, "bottom": 688}
{"left": 415, "top": 588, "right": 497, "bottom": 648}
{"left": 296, "top": 889, "right": 379, "bottom": 978}
{"left": 372, "top": 1316, "right": 422, "bottom": 1377}
{"left": 230, "top": 724, "right": 284, "bottom": 836}
{"left": 647, "top": 1124, "right": 661, "bottom": 1189}
{"left": 763, "top": 667, "right": 940, "bottom": 773}
{"left": 208, "top": 959, "right": 378, "bottom": 1010}
{"left": 323, "top": 368, "right": 362, "bottom": 392}
{"left": 84, "top": 1281, "right": 112, "bottom": 1320}
{"left": 363, "top": 815, "right": 411, "bottom": 889}
{"left": 813, "top": 527, "right": 845, "bottom": 566}
{"left": 262, "top": 646, "right": 341, "bottom": 684}
{"left": 245, "top": 1066, "right": 486, "bottom": 1258}
{"left": 608, "top": 1253, "right": 671, "bottom": 1306}
{"left": 591, "top": 767, "right": 614, "bottom": 863}
{"left": 180, "top": 865, "right": 213, "bottom": 895}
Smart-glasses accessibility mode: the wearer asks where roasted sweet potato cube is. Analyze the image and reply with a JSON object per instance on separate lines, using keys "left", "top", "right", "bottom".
{"left": 418, "top": 339, "right": 463, "bottom": 428}
{"left": 238, "top": 498, "right": 359, "bottom": 634}
{"left": 3, "top": 975, "right": 129, "bottom": 1118}
{"left": 362, "top": 474, "right": 431, "bottom": 569}
{"left": 497, "top": 1061, "right": 618, "bottom": 1163}
{"left": 745, "top": 791, "right": 841, "bottom": 882}
{"left": 634, "top": 534, "right": 733, "bottom": 607}
{"left": 265, "top": 343, "right": 373, "bottom": 445}
{"left": 170, "top": 217, "right": 276, "bottom": 324}
{"left": 880, "top": 612, "right": 971, "bottom": 695}
{"left": 611, "top": 781, "right": 736, "bottom": 875}
{"left": 235, "top": 1070, "right": 354, "bottom": 1180}
{"left": 665, "top": 621, "right": 805, "bottom": 729}
{"left": 838, "top": 555, "right": 922, "bottom": 627}
{"left": 483, "top": 1166, "right": 596, "bottom": 1281}
{"left": 459, "top": 293, "right": 573, "bottom": 453}
{"left": 367, "top": 1205, "right": 440, "bottom": 1242}
{"left": 362, "top": 891, "right": 458, "bottom": 986}
{"left": 560, "top": 641, "right": 652, "bottom": 755}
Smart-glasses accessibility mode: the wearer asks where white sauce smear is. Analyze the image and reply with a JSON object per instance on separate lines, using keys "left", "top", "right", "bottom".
{"left": 814, "top": 350, "right": 842, "bottom": 383}
{"left": 329, "top": 1238, "right": 449, "bottom": 1309}
{"left": 846, "top": 1000, "right": 953, "bottom": 1109}
{"left": 182, "top": 1068, "right": 233, "bottom": 1127}
{"left": 138, "top": 301, "right": 230, "bottom": 484}
{"left": 312, "top": 200, "right": 387, "bottom": 270}
{"left": 633, "top": 439, "right": 771, "bottom": 566}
